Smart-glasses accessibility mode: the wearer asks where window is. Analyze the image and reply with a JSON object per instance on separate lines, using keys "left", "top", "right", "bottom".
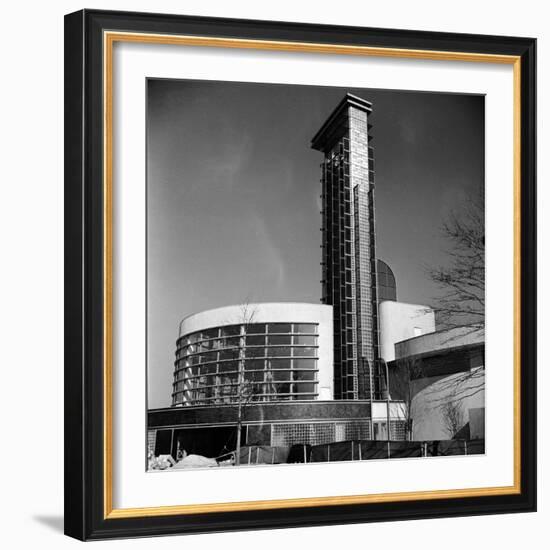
{"left": 293, "top": 347, "right": 316, "bottom": 357}
{"left": 269, "top": 346, "right": 292, "bottom": 357}
{"left": 200, "top": 339, "right": 215, "bottom": 351}
{"left": 294, "top": 323, "right": 317, "bottom": 334}
{"left": 218, "top": 361, "right": 238, "bottom": 374}
{"left": 273, "top": 370, "right": 292, "bottom": 381}
{"left": 200, "top": 364, "right": 216, "bottom": 376}
{"left": 294, "top": 382, "right": 316, "bottom": 394}
{"left": 221, "top": 373, "right": 238, "bottom": 385}
{"left": 200, "top": 351, "right": 217, "bottom": 364}
{"left": 221, "top": 325, "right": 240, "bottom": 337}
{"left": 246, "top": 323, "right": 265, "bottom": 334}
{"left": 221, "top": 336, "right": 240, "bottom": 348}
{"left": 201, "top": 328, "right": 218, "bottom": 340}
{"left": 267, "top": 358, "right": 291, "bottom": 370}
{"left": 245, "top": 371, "right": 264, "bottom": 383}
{"left": 267, "top": 334, "right": 291, "bottom": 345}
{"left": 219, "top": 349, "right": 238, "bottom": 361}
{"left": 244, "top": 359, "right": 264, "bottom": 371}
{"left": 246, "top": 335, "right": 265, "bottom": 346}
{"left": 274, "top": 382, "right": 291, "bottom": 394}
{"left": 293, "top": 335, "right": 316, "bottom": 346}
{"left": 267, "top": 323, "right": 291, "bottom": 333}
{"left": 245, "top": 347, "right": 265, "bottom": 358}
{"left": 177, "top": 319, "right": 323, "bottom": 405}
{"left": 220, "top": 384, "right": 234, "bottom": 396}
{"left": 293, "top": 370, "right": 315, "bottom": 382}
{"left": 293, "top": 359, "right": 317, "bottom": 370}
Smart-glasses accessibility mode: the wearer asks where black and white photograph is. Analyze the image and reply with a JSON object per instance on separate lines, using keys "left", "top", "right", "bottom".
{"left": 146, "top": 79, "right": 486, "bottom": 470}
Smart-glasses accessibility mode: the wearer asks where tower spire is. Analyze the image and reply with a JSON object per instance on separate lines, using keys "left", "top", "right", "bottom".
{"left": 312, "top": 94, "right": 379, "bottom": 400}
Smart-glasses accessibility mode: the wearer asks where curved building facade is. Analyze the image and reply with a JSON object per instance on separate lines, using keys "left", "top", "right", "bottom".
{"left": 172, "top": 303, "right": 334, "bottom": 406}
{"left": 389, "top": 327, "right": 485, "bottom": 441}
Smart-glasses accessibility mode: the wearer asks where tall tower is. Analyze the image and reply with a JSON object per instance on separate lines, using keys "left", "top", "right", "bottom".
{"left": 311, "top": 94, "right": 379, "bottom": 401}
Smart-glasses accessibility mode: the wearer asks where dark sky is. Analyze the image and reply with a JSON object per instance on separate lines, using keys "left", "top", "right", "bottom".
{"left": 147, "top": 79, "right": 484, "bottom": 409}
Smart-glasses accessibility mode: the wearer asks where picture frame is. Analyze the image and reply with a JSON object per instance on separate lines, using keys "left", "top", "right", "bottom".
{"left": 64, "top": 8, "right": 537, "bottom": 541}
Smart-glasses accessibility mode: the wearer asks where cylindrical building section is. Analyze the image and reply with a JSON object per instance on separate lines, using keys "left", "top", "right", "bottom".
{"left": 172, "top": 303, "right": 334, "bottom": 406}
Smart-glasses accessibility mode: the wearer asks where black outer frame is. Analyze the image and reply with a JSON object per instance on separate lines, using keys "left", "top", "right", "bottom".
{"left": 64, "top": 9, "right": 537, "bottom": 541}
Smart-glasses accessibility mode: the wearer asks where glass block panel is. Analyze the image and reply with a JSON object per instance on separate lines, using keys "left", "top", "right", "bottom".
{"left": 271, "top": 423, "right": 334, "bottom": 446}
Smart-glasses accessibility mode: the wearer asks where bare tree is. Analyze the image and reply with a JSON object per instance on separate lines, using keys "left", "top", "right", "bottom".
{"left": 428, "top": 189, "right": 485, "bottom": 335}
{"left": 234, "top": 378, "right": 262, "bottom": 465}
{"left": 440, "top": 394, "right": 465, "bottom": 440}
{"left": 232, "top": 301, "right": 263, "bottom": 466}
{"left": 424, "top": 365, "right": 485, "bottom": 408}
{"left": 424, "top": 189, "right": 485, "bottom": 403}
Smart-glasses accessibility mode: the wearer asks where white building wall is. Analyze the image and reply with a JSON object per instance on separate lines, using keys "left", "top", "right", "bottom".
{"left": 395, "top": 326, "right": 484, "bottom": 359}
{"left": 410, "top": 368, "right": 485, "bottom": 440}
{"left": 378, "top": 301, "right": 436, "bottom": 362}
{"left": 179, "top": 302, "right": 334, "bottom": 400}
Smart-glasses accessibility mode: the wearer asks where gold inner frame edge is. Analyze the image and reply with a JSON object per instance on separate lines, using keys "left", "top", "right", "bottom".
{"left": 102, "top": 30, "right": 522, "bottom": 520}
